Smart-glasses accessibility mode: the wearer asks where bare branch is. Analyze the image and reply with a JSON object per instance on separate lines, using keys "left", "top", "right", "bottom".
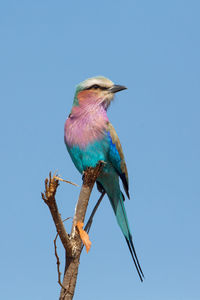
{"left": 71, "top": 162, "right": 105, "bottom": 236}
{"left": 59, "top": 162, "right": 104, "bottom": 300}
{"left": 42, "top": 163, "right": 104, "bottom": 300}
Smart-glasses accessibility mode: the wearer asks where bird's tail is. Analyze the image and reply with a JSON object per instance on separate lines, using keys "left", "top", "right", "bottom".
{"left": 109, "top": 192, "right": 144, "bottom": 282}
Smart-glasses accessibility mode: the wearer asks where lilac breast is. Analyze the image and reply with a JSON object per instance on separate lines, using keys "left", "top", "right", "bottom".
{"left": 65, "top": 103, "right": 109, "bottom": 149}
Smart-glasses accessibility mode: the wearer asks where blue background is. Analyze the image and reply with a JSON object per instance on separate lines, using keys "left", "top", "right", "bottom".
{"left": 1, "top": 1, "right": 200, "bottom": 299}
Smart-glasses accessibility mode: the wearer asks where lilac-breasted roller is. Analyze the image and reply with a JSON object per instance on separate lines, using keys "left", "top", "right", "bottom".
{"left": 64, "top": 76, "right": 144, "bottom": 281}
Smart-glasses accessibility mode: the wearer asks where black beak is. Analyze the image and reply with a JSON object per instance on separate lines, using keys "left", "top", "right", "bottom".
{"left": 109, "top": 84, "right": 127, "bottom": 93}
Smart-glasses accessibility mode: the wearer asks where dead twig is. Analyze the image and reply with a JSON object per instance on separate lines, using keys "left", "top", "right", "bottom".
{"left": 54, "top": 176, "right": 78, "bottom": 187}
{"left": 54, "top": 233, "right": 66, "bottom": 290}
{"left": 41, "top": 172, "right": 73, "bottom": 256}
{"left": 54, "top": 217, "right": 72, "bottom": 290}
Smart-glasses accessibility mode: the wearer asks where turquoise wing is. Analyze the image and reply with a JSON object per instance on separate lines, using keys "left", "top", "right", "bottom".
{"left": 106, "top": 122, "right": 130, "bottom": 199}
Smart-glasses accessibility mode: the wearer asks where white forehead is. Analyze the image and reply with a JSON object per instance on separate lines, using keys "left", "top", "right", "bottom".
{"left": 78, "top": 76, "right": 114, "bottom": 90}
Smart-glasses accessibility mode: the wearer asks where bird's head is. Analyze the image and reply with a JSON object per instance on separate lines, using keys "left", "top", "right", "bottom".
{"left": 73, "top": 76, "right": 127, "bottom": 109}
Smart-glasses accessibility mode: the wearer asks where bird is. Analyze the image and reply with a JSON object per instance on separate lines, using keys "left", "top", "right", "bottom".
{"left": 64, "top": 76, "right": 144, "bottom": 281}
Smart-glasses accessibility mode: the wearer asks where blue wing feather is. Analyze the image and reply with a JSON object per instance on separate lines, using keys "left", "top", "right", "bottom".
{"left": 107, "top": 123, "right": 130, "bottom": 199}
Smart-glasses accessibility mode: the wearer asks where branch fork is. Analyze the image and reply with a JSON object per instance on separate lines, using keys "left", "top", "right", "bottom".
{"left": 41, "top": 162, "right": 105, "bottom": 300}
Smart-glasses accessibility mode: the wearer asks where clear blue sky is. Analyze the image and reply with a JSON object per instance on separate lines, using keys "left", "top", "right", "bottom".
{"left": 1, "top": 1, "right": 200, "bottom": 299}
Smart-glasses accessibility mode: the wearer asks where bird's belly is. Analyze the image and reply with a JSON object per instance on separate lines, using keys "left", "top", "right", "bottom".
{"left": 67, "top": 138, "right": 109, "bottom": 174}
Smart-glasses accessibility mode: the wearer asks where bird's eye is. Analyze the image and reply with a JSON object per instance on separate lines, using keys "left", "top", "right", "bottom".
{"left": 85, "top": 84, "right": 107, "bottom": 90}
{"left": 91, "top": 84, "right": 100, "bottom": 89}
